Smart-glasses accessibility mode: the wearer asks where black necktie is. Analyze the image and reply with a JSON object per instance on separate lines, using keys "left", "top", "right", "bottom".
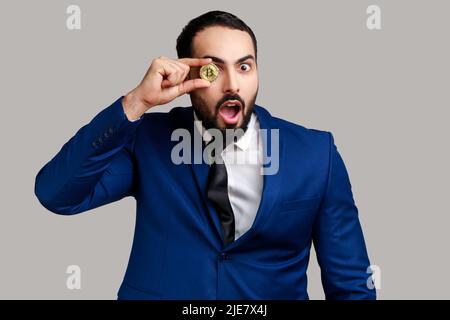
{"left": 206, "top": 152, "right": 235, "bottom": 245}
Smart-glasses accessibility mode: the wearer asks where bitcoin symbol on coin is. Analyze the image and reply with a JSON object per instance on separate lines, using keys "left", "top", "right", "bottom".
{"left": 200, "top": 63, "right": 219, "bottom": 82}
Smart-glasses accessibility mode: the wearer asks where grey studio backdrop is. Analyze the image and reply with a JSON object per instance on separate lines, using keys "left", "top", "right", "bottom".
{"left": 0, "top": 0, "right": 448, "bottom": 299}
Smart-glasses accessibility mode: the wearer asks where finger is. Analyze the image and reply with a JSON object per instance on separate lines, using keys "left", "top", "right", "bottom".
{"left": 177, "top": 78, "right": 211, "bottom": 95}
{"left": 173, "top": 62, "right": 188, "bottom": 85}
{"left": 161, "top": 79, "right": 172, "bottom": 89}
{"left": 161, "top": 74, "right": 183, "bottom": 89}
{"left": 173, "top": 60, "right": 191, "bottom": 72}
{"left": 178, "top": 57, "right": 213, "bottom": 67}
{"left": 173, "top": 61, "right": 190, "bottom": 80}
{"left": 161, "top": 63, "right": 182, "bottom": 88}
{"left": 166, "top": 61, "right": 187, "bottom": 86}
{"left": 161, "top": 70, "right": 187, "bottom": 88}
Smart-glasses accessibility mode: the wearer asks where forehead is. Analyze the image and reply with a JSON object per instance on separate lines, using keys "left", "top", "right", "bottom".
{"left": 192, "top": 26, "right": 255, "bottom": 61}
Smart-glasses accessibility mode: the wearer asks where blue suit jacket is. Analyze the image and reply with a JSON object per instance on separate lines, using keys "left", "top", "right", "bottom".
{"left": 34, "top": 97, "right": 376, "bottom": 300}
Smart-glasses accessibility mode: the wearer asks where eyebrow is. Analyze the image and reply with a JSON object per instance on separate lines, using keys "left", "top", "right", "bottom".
{"left": 202, "top": 54, "right": 255, "bottom": 65}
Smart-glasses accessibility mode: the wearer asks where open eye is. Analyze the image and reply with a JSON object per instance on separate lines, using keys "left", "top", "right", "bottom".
{"left": 240, "top": 63, "right": 251, "bottom": 72}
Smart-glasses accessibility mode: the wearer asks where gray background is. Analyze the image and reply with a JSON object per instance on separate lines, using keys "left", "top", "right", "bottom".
{"left": 0, "top": 0, "right": 448, "bottom": 299}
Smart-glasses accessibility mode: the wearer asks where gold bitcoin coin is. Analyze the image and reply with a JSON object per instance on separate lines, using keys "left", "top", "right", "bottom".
{"left": 200, "top": 63, "right": 219, "bottom": 82}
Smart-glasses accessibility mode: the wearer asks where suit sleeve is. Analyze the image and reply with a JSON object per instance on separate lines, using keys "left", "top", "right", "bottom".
{"left": 312, "top": 132, "right": 376, "bottom": 300}
{"left": 34, "top": 96, "right": 142, "bottom": 215}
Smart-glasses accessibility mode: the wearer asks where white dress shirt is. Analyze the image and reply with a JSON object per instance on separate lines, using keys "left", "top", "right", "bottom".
{"left": 194, "top": 111, "right": 264, "bottom": 240}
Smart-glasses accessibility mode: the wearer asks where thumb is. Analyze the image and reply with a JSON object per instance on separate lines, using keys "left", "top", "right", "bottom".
{"left": 176, "top": 78, "right": 211, "bottom": 95}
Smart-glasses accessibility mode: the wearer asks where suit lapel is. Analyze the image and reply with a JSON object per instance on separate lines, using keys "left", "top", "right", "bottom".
{"left": 184, "top": 110, "right": 225, "bottom": 244}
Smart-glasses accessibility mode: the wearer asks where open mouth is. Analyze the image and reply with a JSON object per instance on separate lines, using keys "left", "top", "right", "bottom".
{"left": 218, "top": 100, "right": 242, "bottom": 125}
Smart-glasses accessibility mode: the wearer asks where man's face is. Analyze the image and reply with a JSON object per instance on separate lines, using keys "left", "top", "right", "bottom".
{"left": 188, "top": 26, "right": 259, "bottom": 132}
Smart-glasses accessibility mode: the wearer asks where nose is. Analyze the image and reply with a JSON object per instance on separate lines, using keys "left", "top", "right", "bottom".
{"left": 222, "top": 69, "right": 240, "bottom": 94}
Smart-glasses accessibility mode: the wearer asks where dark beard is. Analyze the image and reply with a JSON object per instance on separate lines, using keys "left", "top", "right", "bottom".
{"left": 190, "top": 90, "right": 258, "bottom": 140}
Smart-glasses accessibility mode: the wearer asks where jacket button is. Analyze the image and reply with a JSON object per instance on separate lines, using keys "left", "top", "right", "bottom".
{"left": 219, "top": 252, "right": 230, "bottom": 261}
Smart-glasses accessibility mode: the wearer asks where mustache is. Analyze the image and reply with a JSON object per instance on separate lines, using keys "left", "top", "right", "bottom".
{"left": 215, "top": 94, "right": 245, "bottom": 112}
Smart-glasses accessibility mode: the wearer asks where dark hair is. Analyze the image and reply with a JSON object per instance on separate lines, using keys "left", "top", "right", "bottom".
{"left": 176, "top": 10, "right": 257, "bottom": 61}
